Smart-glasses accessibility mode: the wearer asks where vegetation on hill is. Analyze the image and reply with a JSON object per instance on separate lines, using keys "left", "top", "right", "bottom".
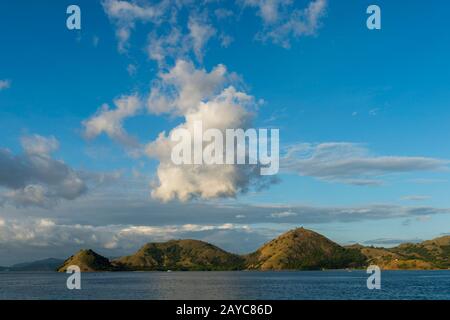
{"left": 57, "top": 249, "right": 114, "bottom": 272}
{"left": 114, "top": 239, "right": 245, "bottom": 271}
{"left": 348, "top": 235, "right": 450, "bottom": 270}
{"left": 245, "top": 228, "right": 366, "bottom": 270}
{"left": 55, "top": 229, "right": 450, "bottom": 272}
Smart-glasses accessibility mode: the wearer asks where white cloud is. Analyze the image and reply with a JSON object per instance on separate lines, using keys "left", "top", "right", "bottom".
{"left": 188, "top": 16, "right": 216, "bottom": 62}
{"left": 146, "top": 16, "right": 215, "bottom": 66}
{"left": 147, "top": 60, "right": 228, "bottom": 116}
{"left": 21, "top": 134, "right": 59, "bottom": 156}
{"left": 215, "top": 8, "right": 234, "bottom": 20}
{"left": 103, "top": 1, "right": 327, "bottom": 65}
{"left": 83, "top": 94, "right": 142, "bottom": 148}
{"left": 0, "top": 217, "right": 248, "bottom": 251}
{"left": 243, "top": 0, "right": 288, "bottom": 24}
{"left": 219, "top": 33, "right": 234, "bottom": 47}
{"left": 127, "top": 63, "right": 137, "bottom": 76}
{"left": 103, "top": 1, "right": 217, "bottom": 63}
{"left": 283, "top": 142, "right": 449, "bottom": 185}
{"left": 147, "top": 27, "right": 187, "bottom": 66}
{"left": 0, "top": 79, "right": 11, "bottom": 90}
{"left": 102, "top": 0, "right": 167, "bottom": 52}
{"left": 270, "top": 210, "right": 298, "bottom": 218}
{"left": 369, "top": 108, "right": 380, "bottom": 116}
{"left": 146, "top": 60, "right": 276, "bottom": 202}
{"left": 363, "top": 237, "right": 423, "bottom": 246}
{"left": 244, "top": 0, "right": 327, "bottom": 48}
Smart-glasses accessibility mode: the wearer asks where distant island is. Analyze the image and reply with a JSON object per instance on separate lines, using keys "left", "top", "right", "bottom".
{"left": 56, "top": 228, "right": 450, "bottom": 272}
{"left": 1, "top": 228, "right": 448, "bottom": 272}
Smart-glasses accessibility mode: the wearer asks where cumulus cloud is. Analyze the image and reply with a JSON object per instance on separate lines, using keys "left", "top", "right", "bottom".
{"left": 282, "top": 142, "right": 449, "bottom": 185}
{"left": 147, "top": 60, "right": 228, "bottom": 115}
{"left": 243, "top": 0, "right": 327, "bottom": 47}
{"left": 0, "top": 79, "right": 11, "bottom": 90}
{"left": 83, "top": 94, "right": 142, "bottom": 149}
{"left": 0, "top": 135, "right": 87, "bottom": 208}
{"left": 145, "top": 60, "right": 276, "bottom": 202}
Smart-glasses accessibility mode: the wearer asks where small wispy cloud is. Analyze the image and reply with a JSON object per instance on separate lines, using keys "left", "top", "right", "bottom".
{"left": 0, "top": 79, "right": 11, "bottom": 91}
{"left": 270, "top": 211, "right": 298, "bottom": 218}
{"left": 363, "top": 237, "right": 423, "bottom": 246}
{"left": 92, "top": 36, "right": 100, "bottom": 47}
{"left": 282, "top": 142, "right": 449, "bottom": 186}
{"left": 127, "top": 64, "right": 137, "bottom": 76}
{"left": 409, "top": 178, "right": 448, "bottom": 184}
{"left": 401, "top": 195, "right": 431, "bottom": 201}
{"left": 244, "top": 0, "right": 328, "bottom": 48}
{"left": 102, "top": 0, "right": 167, "bottom": 52}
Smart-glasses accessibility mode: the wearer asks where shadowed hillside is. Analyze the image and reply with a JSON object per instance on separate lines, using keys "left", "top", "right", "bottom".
{"left": 114, "top": 239, "right": 245, "bottom": 271}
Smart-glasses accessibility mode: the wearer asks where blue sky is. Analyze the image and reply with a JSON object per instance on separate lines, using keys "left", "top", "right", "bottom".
{"left": 0, "top": 0, "right": 449, "bottom": 265}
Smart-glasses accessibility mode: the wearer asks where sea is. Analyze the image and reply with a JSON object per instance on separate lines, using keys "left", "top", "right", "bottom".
{"left": 0, "top": 270, "right": 449, "bottom": 300}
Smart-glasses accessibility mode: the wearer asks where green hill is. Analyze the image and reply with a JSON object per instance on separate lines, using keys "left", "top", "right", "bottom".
{"left": 56, "top": 229, "right": 450, "bottom": 272}
{"left": 57, "top": 249, "right": 114, "bottom": 272}
{"left": 348, "top": 235, "right": 450, "bottom": 270}
{"left": 245, "top": 227, "right": 366, "bottom": 270}
{"left": 114, "top": 239, "right": 245, "bottom": 271}
{"left": 392, "top": 236, "right": 450, "bottom": 269}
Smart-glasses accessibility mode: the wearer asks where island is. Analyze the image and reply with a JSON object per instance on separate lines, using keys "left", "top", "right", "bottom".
{"left": 56, "top": 227, "right": 450, "bottom": 272}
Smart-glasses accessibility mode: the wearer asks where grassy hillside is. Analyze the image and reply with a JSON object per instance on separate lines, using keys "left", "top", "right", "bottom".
{"left": 391, "top": 236, "right": 450, "bottom": 269}
{"left": 114, "top": 239, "right": 245, "bottom": 271}
{"left": 56, "top": 229, "right": 450, "bottom": 272}
{"left": 348, "top": 235, "right": 450, "bottom": 270}
{"left": 245, "top": 228, "right": 366, "bottom": 270}
{"left": 57, "top": 249, "right": 114, "bottom": 272}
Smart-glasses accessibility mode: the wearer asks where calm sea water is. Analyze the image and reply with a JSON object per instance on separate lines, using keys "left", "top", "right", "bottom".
{"left": 0, "top": 270, "right": 449, "bottom": 300}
